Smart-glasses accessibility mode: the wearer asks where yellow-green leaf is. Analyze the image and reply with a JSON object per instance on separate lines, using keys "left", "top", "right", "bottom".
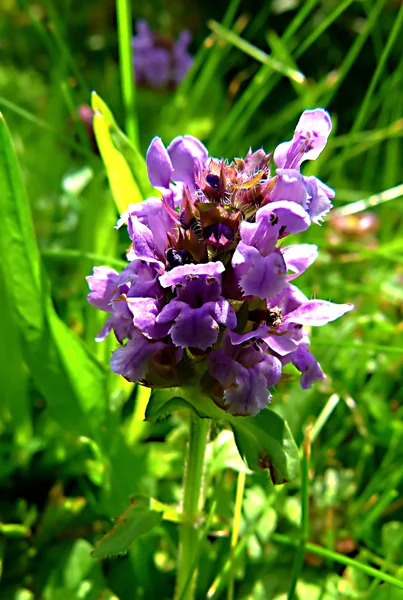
{"left": 91, "top": 92, "right": 158, "bottom": 214}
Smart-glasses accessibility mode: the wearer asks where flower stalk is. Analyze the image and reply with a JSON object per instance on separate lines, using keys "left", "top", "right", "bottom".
{"left": 175, "top": 412, "right": 210, "bottom": 600}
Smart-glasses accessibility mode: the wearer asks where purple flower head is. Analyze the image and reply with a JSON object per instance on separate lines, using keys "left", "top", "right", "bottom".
{"left": 132, "top": 20, "right": 193, "bottom": 89}
{"left": 87, "top": 109, "right": 353, "bottom": 415}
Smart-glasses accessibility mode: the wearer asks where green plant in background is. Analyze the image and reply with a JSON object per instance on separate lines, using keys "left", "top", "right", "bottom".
{"left": 1, "top": 0, "right": 403, "bottom": 598}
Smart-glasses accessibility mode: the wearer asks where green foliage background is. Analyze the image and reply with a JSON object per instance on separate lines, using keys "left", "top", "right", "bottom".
{"left": 1, "top": 0, "right": 403, "bottom": 598}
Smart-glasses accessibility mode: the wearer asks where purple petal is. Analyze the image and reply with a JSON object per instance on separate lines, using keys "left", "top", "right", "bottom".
{"left": 128, "top": 196, "right": 175, "bottom": 257}
{"left": 95, "top": 316, "right": 113, "bottom": 342}
{"left": 156, "top": 299, "right": 184, "bottom": 325}
{"left": 86, "top": 266, "right": 119, "bottom": 312}
{"left": 132, "top": 20, "right": 153, "bottom": 47}
{"left": 257, "top": 201, "right": 311, "bottom": 237}
{"left": 211, "top": 298, "right": 237, "bottom": 329}
{"left": 116, "top": 260, "right": 161, "bottom": 299}
{"left": 224, "top": 365, "right": 272, "bottom": 416}
{"left": 268, "top": 283, "right": 309, "bottom": 315}
{"left": 304, "top": 176, "right": 334, "bottom": 223}
{"left": 264, "top": 332, "right": 299, "bottom": 356}
{"left": 146, "top": 137, "right": 173, "bottom": 189}
{"left": 127, "top": 218, "right": 163, "bottom": 265}
{"left": 290, "top": 344, "right": 325, "bottom": 389}
{"left": 126, "top": 297, "right": 169, "bottom": 339}
{"left": 157, "top": 297, "right": 234, "bottom": 350}
{"left": 209, "top": 341, "right": 282, "bottom": 416}
{"left": 173, "top": 31, "right": 193, "bottom": 83}
{"left": 159, "top": 262, "right": 225, "bottom": 289}
{"left": 232, "top": 244, "right": 287, "bottom": 300}
{"left": 228, "top": 326, "right": 269, "bottom": 346}
{"left": 270, "top": 169, "right": 309, "bottom": 209}
{"left": 274, "top": 109, "right": 332, "bottom": 169}
{"left": 167, "top": 304, "right": 220, "bottom": 350}
{"left": 110, "top": 332, "right": 165, "bottom": 382}
{"left": 257, "top": 353, "right": 283, "bottom": 388}
{"left": 283, "top": 244, "right": 318, "bottom": 280}
{"left": 167, "top": 135, "right": 208, "bottom": 186}
{"left": 284, "top": 300, "right": 354, "bottom": 327}
{"left": 208, "top": 348, "right": 235, "bottom": 387}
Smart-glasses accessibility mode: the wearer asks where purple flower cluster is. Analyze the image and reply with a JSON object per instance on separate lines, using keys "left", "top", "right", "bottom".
{"left": 87, "top": 109, "right": 353, "bottom": 416}
{"left": 132, "top": 20, "right": 193, "bottom": 88}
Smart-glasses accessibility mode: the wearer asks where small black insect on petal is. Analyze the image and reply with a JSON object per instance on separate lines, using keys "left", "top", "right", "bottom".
{"left": 206, "top": 174, "right": 220, "bottom": 190}
{"left": 166, "top": 248, "right": 193, "bottom": 270}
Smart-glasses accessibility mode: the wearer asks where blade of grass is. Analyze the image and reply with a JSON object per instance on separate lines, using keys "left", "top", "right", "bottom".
{"left": 60, "top": 80, "right": 92, "bottom": 154}
{"left": 310, "top": 394, "right": 341, "bottom": 444}
{"left": 266, "top": 30, "right": 311, "bottom": 101}
{"left": 189, "top": 0, "right": 241, "bottom": 109}
{"left": 282, "top": 0, "right": 320, "bottom": 42}
{"left": 313, "top": 339, "right": 403, "bottom": 354}
{"left": 210, "top": 0, "right": 356, "bottom": 153}
{"left": 351, "top": 1, "right": 403, "bottom": 135}
{"left": 40, "top": 247, "right": 128, "bottom": 269}
{"left": 294, "top": 0, "right": 355, "bottom": 59}
{"left": 271, "top": 533, "right": 403, "bottom": 590}
{"left": 246, "top": 75, "right": 332, "bottom": 149}
{"left": 320, "top": 0, "right": 389, "bottom": 106}
{"left": 227, "top": 470, "right": 246, "bottom": 600}
{"left": 207, "top": 495, "right": 274, "bottom": 599}
{"left": 116, "top": 0, "right": 139, "bottom": 147}
{"left": 0, "top": 96, "right": 93, "bottom": 161}
{"left": 333, "top": 183, "right": 403, "bottom": 217}
{"left": 336, "top": 0, "right": 403, "bottom": 173}
{"left": 208, "top": 21, "right": 306, "bottom": 85}
{"left": 43, "top": 0, "right": 90, "bottom": 96}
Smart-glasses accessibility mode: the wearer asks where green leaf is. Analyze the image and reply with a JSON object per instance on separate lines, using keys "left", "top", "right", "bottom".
{"left": 146, "top": 388, "right": 299, "bottom": 483}
{"left": 91, "top": 92, "right": 157, "bottom": 213}
{"left": 91, "top": 500, "right": 162, "bottom": 559}
{"left": 145, "top": 389, "right": 201, "bottom": 422}
{"left": 229, "top": 409, "right": 300, "bottom": 484}
{"left": 0, "top": 113, "right": 108, "bottom": 436}
{"left": 0, "top": 260, "right": 31, "bottom": 444}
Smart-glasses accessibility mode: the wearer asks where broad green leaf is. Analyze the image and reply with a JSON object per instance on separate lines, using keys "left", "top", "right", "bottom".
{"left": 0, "top": 261, "right": 31, "bottom": 443}
{"left": 91, "top": 92, "right": 157, "bottom": 213}
{"left": 145, "top": 388, "right": 299, "bottom": 483}
{"left": 230, "top": 409, "right": 300, "bottom": 484}
{"left": 145, "top": 392, "right": 200, "bottom": 422}
{"left": 91, "top": 500, "right": 162, "bottom": 559}
{"left": 0, "top": 113, "right": 42, "bottom": 339}
{"left": 0, "top": 113, "right": 107, "bottom": 436}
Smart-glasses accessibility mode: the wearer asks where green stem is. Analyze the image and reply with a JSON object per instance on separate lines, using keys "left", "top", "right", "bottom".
{"left": 116, "top": 0, "right": 139, "bottom": 147}
{"left": 175, "top": 413, "right": 210, "bottom": 600}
